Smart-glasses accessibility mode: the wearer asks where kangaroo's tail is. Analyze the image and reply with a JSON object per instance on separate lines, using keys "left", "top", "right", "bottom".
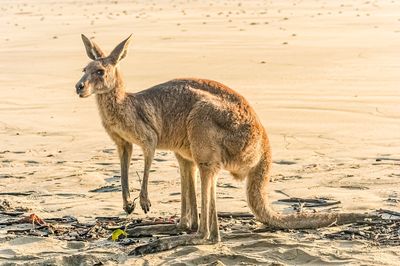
{"left": 246, "top": 142, "right": 371, "bottom": 229}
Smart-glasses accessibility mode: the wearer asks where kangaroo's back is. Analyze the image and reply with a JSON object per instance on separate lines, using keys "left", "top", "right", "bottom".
{"left": 135, "top": 78, "right": 251, "bottom": 109}
{"left": 132, "top": 78, "right": 264, "bottom": 154}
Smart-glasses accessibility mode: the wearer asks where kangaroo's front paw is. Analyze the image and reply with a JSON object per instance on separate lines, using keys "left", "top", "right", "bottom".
{"left": 140, "top": 192, "right": 151, "bottom": 213}
{"left": 123, "top": 201, "right": 136, "bottom": 214}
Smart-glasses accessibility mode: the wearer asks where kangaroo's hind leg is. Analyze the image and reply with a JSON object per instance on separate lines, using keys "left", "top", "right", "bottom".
{"left": 197, "top": 161, "right": 221, "bottom": 242}
{"left": 175, "top": 152, "right": 199, "bottom": 231}
{"left": 188, "top": 112, "right": 223, "bottom": 242}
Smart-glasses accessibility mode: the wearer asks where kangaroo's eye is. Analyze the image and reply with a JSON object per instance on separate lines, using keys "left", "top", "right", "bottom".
{"left": 96, "top": 69, "right": 105, "bottom": 76}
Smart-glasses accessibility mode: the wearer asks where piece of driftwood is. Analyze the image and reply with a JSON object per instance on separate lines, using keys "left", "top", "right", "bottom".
{"left": 130, "top": 235, "right": 212, "bottom": 256}
{"left": 0, "top": 192, "right": 33, "bottom": 196}
{"left": 278, "top": 197, "right": 341, "bottom": 208}
{"left": 252, "top": 227, "right": 283, "bottom": 233}
{"left": 126, "top": 224, "right": 182, "bottom": 237}
{"left": 89, "top": 185, "right": 121, "bottom": 193}
{"left": 71, "top": 222, "right": 96, "bottom": 229}
{"left": 0, "top": 219, "right": 19, "bottom": 226}
{"left": 128, "top": 220, "right": 176, "bottom": 228}
{"left": 378, "top": 209, "right": 400, "bottom": 217}
{"left": 7, "top": 225, "right": 48, "bottom": 234}
{"left": 0, "top": 211, "right": 24, "bottom": 216}
{"left": 217, "top": 212, "right": 255, "bottom": 219}
{"left": 375, "top": 157, "right": 400, "bottom": 162}
{"left": 45, "top": 216, "right": 78, "bottom": 224}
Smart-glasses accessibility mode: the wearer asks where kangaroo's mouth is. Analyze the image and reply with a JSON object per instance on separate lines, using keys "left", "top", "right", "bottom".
{"left": 78, "top": 92, "right": 91, "bottom": 98}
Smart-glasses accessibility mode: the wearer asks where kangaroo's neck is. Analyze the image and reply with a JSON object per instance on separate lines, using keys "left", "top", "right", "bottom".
{"left": 95, "top": 70, "right": 129, "bottom": 122}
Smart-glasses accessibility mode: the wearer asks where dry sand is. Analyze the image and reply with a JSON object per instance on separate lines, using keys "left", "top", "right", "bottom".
{"left": 0, "top": 0, "right": 399, "bottom": 265}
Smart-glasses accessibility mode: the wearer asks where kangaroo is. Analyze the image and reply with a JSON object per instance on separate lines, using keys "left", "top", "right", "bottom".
{"left": 76, "top": 35, "right": 371, "bottom": 249}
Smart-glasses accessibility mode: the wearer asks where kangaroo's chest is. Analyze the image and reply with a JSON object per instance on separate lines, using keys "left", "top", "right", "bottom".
{"left": 101, "top": 111, "right": 143, "bottom": 145}
{"left": 105, "top": 122, "right": 143, "bottom": 145}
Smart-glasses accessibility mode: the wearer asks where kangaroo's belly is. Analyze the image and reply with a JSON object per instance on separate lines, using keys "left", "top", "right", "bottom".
{"left": 105, "top": 117, "right": 194, "bottom": 160}
{"left": 157, "top": 131, "right": 194, "bottom": 160}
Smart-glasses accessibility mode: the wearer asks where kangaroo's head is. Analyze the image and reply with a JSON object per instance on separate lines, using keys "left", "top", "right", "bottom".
{"left": 76, "top": 34, "right": 132, "bottom": 98}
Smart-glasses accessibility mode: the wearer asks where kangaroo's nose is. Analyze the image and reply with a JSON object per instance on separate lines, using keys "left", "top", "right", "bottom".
{"left": 76, "top": 82, "right": 84, "bottom": 94}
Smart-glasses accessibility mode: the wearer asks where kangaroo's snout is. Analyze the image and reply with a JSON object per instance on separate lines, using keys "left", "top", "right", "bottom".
{"left": 76, "top": 81, "right": 92, "bottom": 98}
{"left": 76, "top": 82, "right": 84, "bottom": 94}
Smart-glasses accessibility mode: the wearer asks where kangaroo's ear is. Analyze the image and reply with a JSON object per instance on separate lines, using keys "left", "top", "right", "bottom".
{"left": 81, "top": 34, "right": 105, "bottom": 60}
{"left": 108, "top": 35, "right": 132, "bottom": 65}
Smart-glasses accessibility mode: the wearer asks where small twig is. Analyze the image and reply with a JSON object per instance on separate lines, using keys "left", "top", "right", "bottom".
{"left": 132, "top": 195, "right": 139, "bottom": 206}
{"left": 378, "top": 209, "right": 400, "bottom": 217}
{"left": 0, "top": 192, "right": 33, "bottom": 196}
{"left": 275, "top": 190, "right": 291, "bottom": 198}
{"left": 79, "top": 223, "right": 97, "bottom": 237}
{"left": 136, "top": 171, "right": 142, "bottom": 185}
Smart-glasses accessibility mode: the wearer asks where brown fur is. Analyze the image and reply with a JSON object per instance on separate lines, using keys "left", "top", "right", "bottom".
{"left": 76, "top": 35, "right": 371, "bottom": 242}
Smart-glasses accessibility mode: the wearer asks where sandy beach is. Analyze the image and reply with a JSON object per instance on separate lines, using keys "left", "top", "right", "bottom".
{"left": 1, "top": 0, "right": 399, "bottom": 265}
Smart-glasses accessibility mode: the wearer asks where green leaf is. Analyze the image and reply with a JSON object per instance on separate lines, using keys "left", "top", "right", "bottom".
{"left": 111, "top": 229, "right": 127, "bottom": 241}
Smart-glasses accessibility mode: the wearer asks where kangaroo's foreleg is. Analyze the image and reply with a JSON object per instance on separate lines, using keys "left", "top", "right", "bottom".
{"left": 126, "top": 152, "right": 199, "bottom": 238}
{"left": 117, "top": 141, "right": 133, "bottom": 214}
{"left": 139, "top": 145, "right": 155, "bottom": 213}
{"left": 175, "top": 153, "right": 198, "bottom": 231}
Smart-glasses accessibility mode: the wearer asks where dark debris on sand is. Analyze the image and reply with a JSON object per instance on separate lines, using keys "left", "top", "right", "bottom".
{"left": 1, "top": 198, "right": 399, "bottom": 255}
{"left": 325, "top": 210, "right": 400, "bottom": 246}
